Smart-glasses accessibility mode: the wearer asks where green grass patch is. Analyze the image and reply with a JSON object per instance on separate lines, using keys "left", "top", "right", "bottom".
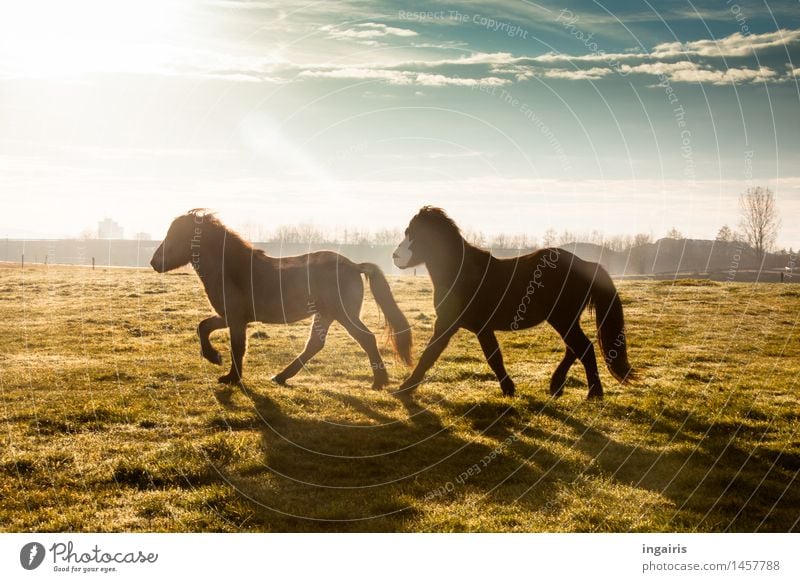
{"left": 0, "top": 265, "right": 797, "bottom": 531}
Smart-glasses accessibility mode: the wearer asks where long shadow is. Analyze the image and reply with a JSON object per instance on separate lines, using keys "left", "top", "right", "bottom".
{"left": 209, "top": 384, "right": 797, "bottom": 532}
{"left": 215, "top": 385, "right": 564, "bottom": 531}
{"left": 529, "top": 401, "right": 800, "bottom": 532}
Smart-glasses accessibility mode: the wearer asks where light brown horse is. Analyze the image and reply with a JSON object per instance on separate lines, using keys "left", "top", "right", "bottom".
{"left": 150, "top": 209, "right": 412, "bottom": 388}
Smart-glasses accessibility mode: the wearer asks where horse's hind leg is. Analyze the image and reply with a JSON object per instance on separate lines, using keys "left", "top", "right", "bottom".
{"left": 338, "top": 316, "right": 389, "bottom": 390}
{"left": 272, "top": 314, "right": 332, "bottom": 385}
{"left": 477, "top": 331, "right": 515, "bottom": 397}
{"left": 558, "top": 326, "right": 603, "bottom": 400}
{"left": 549, "top": 348, "right": 577, "bottom": 398}
{"left": 198, "top": 315, "right": 226, "bottom": 365}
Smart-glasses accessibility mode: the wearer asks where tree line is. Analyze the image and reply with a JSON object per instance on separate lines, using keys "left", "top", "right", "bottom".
{"left": 74, "top": 187, "right": 784, "bottom": 255}
{"left": 251, "top": 187, "right": 786, "bottom": 254}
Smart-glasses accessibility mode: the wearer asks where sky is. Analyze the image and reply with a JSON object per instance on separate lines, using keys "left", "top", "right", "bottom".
{"left": 1, "top": 0, "right": 799, "bottom": 248}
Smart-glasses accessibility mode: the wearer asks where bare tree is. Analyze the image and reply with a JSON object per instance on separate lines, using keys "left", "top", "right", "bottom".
{"left": 270, "top": 224, "right": 326, "bottom": 244}
{"left": 584, "top": 230, "right": 600, "bottom": 245}
{"left": 739, "top": 186, "right": 780, "bottom": 257}
{"left": 605, "top": 235, "right": 626, "bottom": 252}
{"left": 715, "top": 225, "right": 734, "bottom": 242}
{"left": 372, "top": 228, "right": 403, "bottom": 246}
{"left": 464, "top": 229, "right": 486, "bottom": 247}
{"left": 542, "top": 228, "right": 557, "bottom": 247}
{"left": 509, "top": 233, "right": 536, "bottom": 249}
{"left": 666, "top": 227, "right": 682, "bottom": 240}
{"left": 490, "top": 233, "right": 508, "bottom": 249}
{"left": 558, "top": 230, "right": 577, "bottom": 245}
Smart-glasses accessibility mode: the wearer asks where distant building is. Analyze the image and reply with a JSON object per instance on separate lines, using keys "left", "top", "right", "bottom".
{"left": 133, "top": 232, "right": 152, "bottom": 241}
{"left": 98, "top": 218, "right": 124, "bottom": 239}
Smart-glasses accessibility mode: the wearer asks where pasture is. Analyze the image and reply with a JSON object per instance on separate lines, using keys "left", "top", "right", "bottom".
{"left": 1, "top": 263, "right": 798, "bottom": 532}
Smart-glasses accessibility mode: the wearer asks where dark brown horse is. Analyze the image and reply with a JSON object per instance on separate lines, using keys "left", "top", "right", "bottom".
{"left": 392, "top": 207, "right": 634, "bottom": 399}
{"left": 150, "top": 209, "right": 412, "bottom": 388}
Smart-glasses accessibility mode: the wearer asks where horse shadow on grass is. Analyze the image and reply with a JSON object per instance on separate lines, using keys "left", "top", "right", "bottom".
{"left": 520, "top": 397, "right": 800, "bottom": 532}
{"left": 208, "top": 385, "right": 798, "bottom": 532}
{"left": 208, "top": 384, "right": 572, "bottom": 531}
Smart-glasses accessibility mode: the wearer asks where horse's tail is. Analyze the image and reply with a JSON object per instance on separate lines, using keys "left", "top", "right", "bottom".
{"left": 358, "top": 263, "right": 413, "bottom": 365}
{"left": 587, "top": 264, "right": 635, "bottom": 384}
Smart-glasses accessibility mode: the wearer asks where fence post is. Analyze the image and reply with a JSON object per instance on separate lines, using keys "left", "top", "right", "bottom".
{"left": 92, "top": 257, "right": 95, "bottom": 271}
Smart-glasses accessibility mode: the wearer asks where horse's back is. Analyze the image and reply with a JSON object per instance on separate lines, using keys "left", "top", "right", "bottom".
{"left": 460, "top": 247, "right": 593, "bottom": 332}
{"left": 271, "top": 250, "right": 355, "bottom": 269}
{"left": 253, "top": 250, "right": 364, "bottom": 322}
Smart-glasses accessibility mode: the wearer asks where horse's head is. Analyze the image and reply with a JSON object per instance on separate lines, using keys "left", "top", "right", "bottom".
{"left": 393, "top": 206, "right": 461, "bottom": 269}
{"left": 150, "top": 210, "right": 206, "bottom": 272}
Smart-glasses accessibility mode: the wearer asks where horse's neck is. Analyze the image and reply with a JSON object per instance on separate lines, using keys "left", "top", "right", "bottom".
{"left": 193, "top": 245, "right": 224, "bottom": 306}
{"left": 193, "top": 233, "right": 255, "bottom": 313}
{"left": 426, "top": 238, "right": 480, "bottom": 288}
{"left": 195, "top": 236, "right": 276, "bottom": 280}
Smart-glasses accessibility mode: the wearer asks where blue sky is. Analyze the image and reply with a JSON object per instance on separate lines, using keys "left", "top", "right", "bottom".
{"left": 1, "top": 0, "right": 798, "bottom": 247}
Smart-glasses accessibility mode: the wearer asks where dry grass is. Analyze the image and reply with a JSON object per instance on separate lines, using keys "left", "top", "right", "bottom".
{"left": 1, "top": 264, "right": 798, "bottom": 532}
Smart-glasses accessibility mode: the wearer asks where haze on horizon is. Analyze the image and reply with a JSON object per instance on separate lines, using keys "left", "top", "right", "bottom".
{"left": 1, "top": 0, "right": 799, "bottom": 249}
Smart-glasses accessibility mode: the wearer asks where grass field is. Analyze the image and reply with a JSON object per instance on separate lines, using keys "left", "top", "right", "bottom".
{"left": 1, "top": 264, "right": 798, "bottom": 532}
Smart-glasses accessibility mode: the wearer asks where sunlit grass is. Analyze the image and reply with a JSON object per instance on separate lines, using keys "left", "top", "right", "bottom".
{"left": 1, "top": 264, "right": 798, "bottom": 532}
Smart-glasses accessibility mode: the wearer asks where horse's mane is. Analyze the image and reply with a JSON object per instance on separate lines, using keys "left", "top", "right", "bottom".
{"left": 187, "top": 208, "right": 256, "bottom": 251}
{"left": 414, "top": 206, "right": 462, "bottom": 239}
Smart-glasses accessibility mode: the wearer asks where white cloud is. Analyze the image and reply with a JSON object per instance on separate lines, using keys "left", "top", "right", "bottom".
{"left": 321, "top": 22, "right": 418, "bottom": 45}
{"left": 299, "top": 67, "right": 414, "bottom": 84}
{"left": 517, "top": 28, "right": 800, "bottom": 66}
{"left": 414, "top": 73, "right": 508, "bottom": 87}
{"left": 3, "top": 3, "right": 796, "bottom": 91}
{"left": 294, "top": 51, "right": 787, "bottom": 87}
{"left": 541, "top": 67, "right": 613, "bottom": 80}
{"left": 652, "top": 29, "right": 800, "bottom": 58}
{"left": 533, "top": 51, "right": 646, "bottom": 63}
{"left": 391, "top": 52, "right": 520, "bottom": 70}
{"left": 696, "top": 66, "right": 777, "bottom": 85}
{"left": 621, "top": 61, "right": 779, "bottom": 85}
{"left": 298, "top": 67, "right": 509, "bottom": 87}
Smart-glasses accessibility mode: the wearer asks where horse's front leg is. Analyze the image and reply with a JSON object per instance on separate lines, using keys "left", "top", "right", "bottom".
{"left": 218, "top": 322, "right": 247, "bottom": 385}
{"left": 477, "top": 331, "right": 515, "bottom": 397}
{"left": 396, "top": 319, "right": 457, "bottom": 394}
{"left": 198, "top": 315, "right": 226, "bottom": 365}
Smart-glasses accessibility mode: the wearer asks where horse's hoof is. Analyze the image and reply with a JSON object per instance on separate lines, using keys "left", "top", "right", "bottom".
{"left": 218, "top": 373, "right": 242, "bottom": 386}
{"left": 587, "top": 390, "right": 603, "bottom": 401}
{"left": 500, "top": 379, "right": 516, "bottom": 397}
{"left": 549, "top": 380, "right": 565, "bottom": 398}
{"left": 201, "top": 349, "right": 223, "bottom": 365}
{"left": 372, "top": 374, "right": 390, "bottom": 391}
{"left": 271, "top": 375, "right": 287, "bottom": 386}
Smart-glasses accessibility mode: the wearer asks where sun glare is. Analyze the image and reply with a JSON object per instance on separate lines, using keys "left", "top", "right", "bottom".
{"left": 0, "top": 0, "right": 184, "bottom": 77}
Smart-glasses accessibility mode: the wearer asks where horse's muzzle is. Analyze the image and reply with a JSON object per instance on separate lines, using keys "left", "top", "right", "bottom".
{"left": 150, "top": 244, "right": 165, "bottom": 272}
{"left": 150, "top": 253, "right": 165, "bottom": 272}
